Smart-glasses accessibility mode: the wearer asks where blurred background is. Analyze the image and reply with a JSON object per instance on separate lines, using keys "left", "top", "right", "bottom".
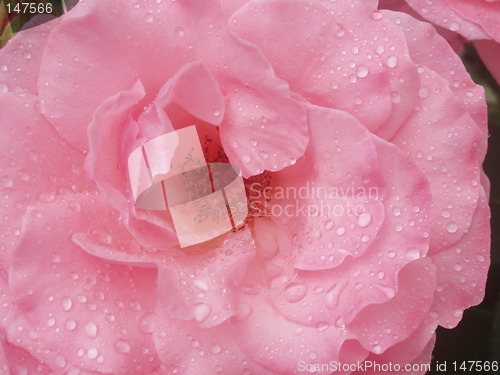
{"left": 0, "top": 1, "right": 499, "bottom": 373}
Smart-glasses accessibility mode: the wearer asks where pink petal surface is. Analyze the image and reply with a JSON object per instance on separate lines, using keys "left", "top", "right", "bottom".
{"left": 429, "top": 188, "right": 491, "bottom": 328}
{"left": 448, "top": 0, "right": 500, "bottom": 41}
{"left": 0, "top": 93, "right": 93, "bottom": 269}
{"left": 152, "top": 313, "right": 277, "bottom": 375}
{"left": 230, "top": 291, "right": 348, "bottom": 375}
{"left": 391, "top": 66, "right": 483, "bottom": 252}
{"left": 9, "top": 194, "right": 160, "bottom": 374}
{"left": 156, "top": 229, "right": 256, "bottom": 329}
{"left": 348, "top": 258, "right": 436, "bottom": 355}
{"left": 268, "top": 105, "right": 386, "bottom": 271}
{"left": 230, "top": 0, "right": 420, "bottom": 139}
{"left": 0, "top": 18, "right": 60, "bottom": 95}
{"left": 37, "top": 0, "right": 308, "bottom": 177}
{"left": 383, "top": 10, "right": 488, "bottom": 135}
{"left": 405, "top": 0, "right": 490, "bottom": 39}
{"left": 85, "top": 81, "right": 178, "bottom": 250}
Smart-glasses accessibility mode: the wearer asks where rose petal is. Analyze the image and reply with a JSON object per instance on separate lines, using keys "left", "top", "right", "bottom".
{"left": 38, "top": 0, "right": 308, "bottom": 177}
{"left": 0, "top": 18, "right": 60, "bottom": 95}
{"left": 352, "top": 317, "right": 437, "bottom": 374}
{"left": 348, "top": 258, "right": 436, "bottom": 355}
{"left": 156, "top": 229, "right": 255, "bottom": 329}
{"left": 152, "top": 314, "right": 276, "bottom": 375}
{"left": 448, "top": 0, "right": 500, "bottom": 41}
{"left": 266, "top": 105, "right": 386, "bottom": 271}
{"left": 391, "top": 66, "right": 483, "bottom": 252}
{"left": 9, "top": 193, "right": 160, "bottom": 374}
{"left": 405, "top": 0, "right": 490, "bottom": 39}
{"left": 0, "top": 93, "right": 92, "bottom": 268}
{"left": 230, "top": 0, "right": 420, "bottom": 139}
{"left": 258, "top": 136, "right": 432, "bottom": 329}
{"left": 230, "top": 291, "right": 348, "bottom": 375}
{"left": 383, "top": 10, "right": 488, "bottom": 135}
{"left": 429, "top": 187, "right": 490, "bottom": 328}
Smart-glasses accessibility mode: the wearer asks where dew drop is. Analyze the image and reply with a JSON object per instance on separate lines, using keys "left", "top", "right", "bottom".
{"left": 284, "top": 283, "right": 307, "bottom": 303}
{"left": 143, "top": 12, "right": 154, "bottom": 23}
{"left": 336, "top": 226, "right": 346, "bottom": 235}
{"left": 210, "top": 344, "right": 222, "bottom": 354}
{"left": 84, "top": 321, "right": 98, "bottom": 338}
{"left": 356, "top": 65, "right": 369, "bottom": 78}
{"left": 0, "top": 82, "right": 8, "bottom": 94}
{"left": 242, "top": 154, "right": 251, "bottom": 163}
{"left": 357, "top": 213, "right": 372, "bottom": 227}
{"left": 446, "top": 222, "right": 458, "bottom": 233}
{"left": 87, "top": 347, "right": 98, "bottom": 360}
{"left": 65, "top": 319, "right": 76, "bottom": 331}
{"left": 386, "top": 55, "right": 398, "bottom": 68}
{"left": 324, "top": 220, "right": 335, "bottom": 231}
{"left": 175, "top": 26, "right": 185, "bottom": 37}
{"left": 192, "top": 303, "right": 211, "bottom": 322}
{"left": 138, "top": 312, "right": 156, "bottom": 334}
{"left": 62, "top": 297, "right": 73, "bottom": 312}
{"left": 114, "top": 339, "right": 131, "bottom": 354}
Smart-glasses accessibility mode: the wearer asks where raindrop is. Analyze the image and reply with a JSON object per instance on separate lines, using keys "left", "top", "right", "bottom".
{"left": 192, "top": 303, "right": 211, "bottom": 322}
{"left": 356, "top": 65, "right": 369, "bottom": 78}
{"left": 23, "top": 51, "right": 32, "bottom": 60}
{"left": 259, "top": 151, "right": 269, "bottom": 160}
{"left": 454, "top": 263, "right": 463, "bottom": 272}
{"left": 372, "top": 345, "right": 383, "bottom": 354}
{"left": 55, "top": 355, "right": 66, "bottom": 368}
{"left": 143, "top": 12, "right": 154, "bottom": 23}
{"left": 87, "top": 347, "right": 98, "bottom": 360}
{"left": 357, "top": 213, "right": 371, "bottom": 227}
{"left": 62, "top": 297, "right": 73, "bottom": 312}
{"left": 210, "top": 344, "right": 222, "bottom": 354}
{"left": 175, "top": 26, "right": 185, "bottom": 37}
{"left": 242, "top": 154, "right": 251, "bottom": 163}
{"left": 333, "top": 23, "right": 345, "bottom": 37}
{"left": 386, "top": 55, "right": 398, "bottom": 68}
{"left": 324, "top": 220, "right": 335, "bottom": 231}
{"left": 65, "top": 319, "right": 76, "bottom": 331}
{"left": 138, "top": 312, "right": 156, "bottom": 333}
{"left": 284, "top": 283, "right": 307, "bottom": 303}
{"left": 336, "top": 226, "right": 346, "bottom": 235}
{"left": 0, "top": 83, "right": 7, "bottom": 94}
{"left": 114, "top": 339, "right": 131, "bottom": 354}
{"left": 84, "top": 321, "right": 98, "bottom": 338}
{"left": 446, "top": 222, "right": 458, "bottom": 233}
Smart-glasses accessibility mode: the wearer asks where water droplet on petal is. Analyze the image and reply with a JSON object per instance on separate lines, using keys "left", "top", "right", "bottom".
{"left": 65, "top": 319, "right": 76, "bottom": 331}
{"left": 386, "top": 55, "right": 398, "bottom": 68}
{"left": 138, "top": 312, "right": 156, "bottom": 333}
{"left": 192, "top": 303, "right": 211, "bottom": 322}
{"left": 446, "top": 222, "right": 458, "bottom": 233}
{"left": 357, "top": 213, "right": 371, "bottom": 227}
{"left": 84, "top": 321, "right": 98, "bottom": 338}
{"left": 62, "top": 297, "right": 73, "bottom": 312}
{"left": 87, "top": 347, "right": 98, "bottom": 360}
{"left": 143, "top": 12, "right": 154, "bottom": 23}
{"left": 114, "top": 339, "right": 131, "bottom": 354}
{"left": 284, "top": 283, "right": 307, "bottom": 303}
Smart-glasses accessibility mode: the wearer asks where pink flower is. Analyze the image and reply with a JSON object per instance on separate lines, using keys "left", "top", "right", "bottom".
{"left": 0, "top": 0, "right": 490, "bottom": 374}
{"left": 386, "top": 0, "right": 500, "bottom": 83}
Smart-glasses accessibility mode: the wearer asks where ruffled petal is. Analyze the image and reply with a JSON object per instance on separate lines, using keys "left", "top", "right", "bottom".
{"left": 230, "top": 291, "right": 347, "bottom": 375}
{"left": 348, "top": 258, "right": 436, "bottom": 355}
{"left": 8, "top": 193, "right": 160, "bottom": 374}
{"left": 0, "top": 18, "right": 60, "bottom": 95}
{"left": 383, "top": 10, "right": 487, "bottom": 135}
{"left": 0, "top": 93, "right": 93, "bottom": 268}
{"left": 265, "top": 105, "right": 386, "bottom": 271}
{"left": 255, "top": 134, "right": 432, "bottom": 331}
{"left": 152, "top": 314, "right": 276, "bottom": 375}
{"left": 229, "top": 0, "right": 420, "bottom": 139}
{"left": 448, "top": 0, "right": 500, "bottom": 41}
{"left": 429, "top": 188, "right": 490, "bottom": 328}
{"left": 391, "top": 66, "right": 483, "bottom": 252}
{"left": 156, "top": 229, "right": 255, "bottom": 329}
{"left": 37, "top": 0, "right": 308, "bottom": 177}
{"left": 405, "top": 0, "right": 490, "bottom": 39}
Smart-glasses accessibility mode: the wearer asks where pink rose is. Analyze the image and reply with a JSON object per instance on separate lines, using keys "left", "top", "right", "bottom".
{"left": 387, "top": 0, "right": 500, "bottom": 83}
{"left": 0, "top": 0, "right": 490, "bottom": 374}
